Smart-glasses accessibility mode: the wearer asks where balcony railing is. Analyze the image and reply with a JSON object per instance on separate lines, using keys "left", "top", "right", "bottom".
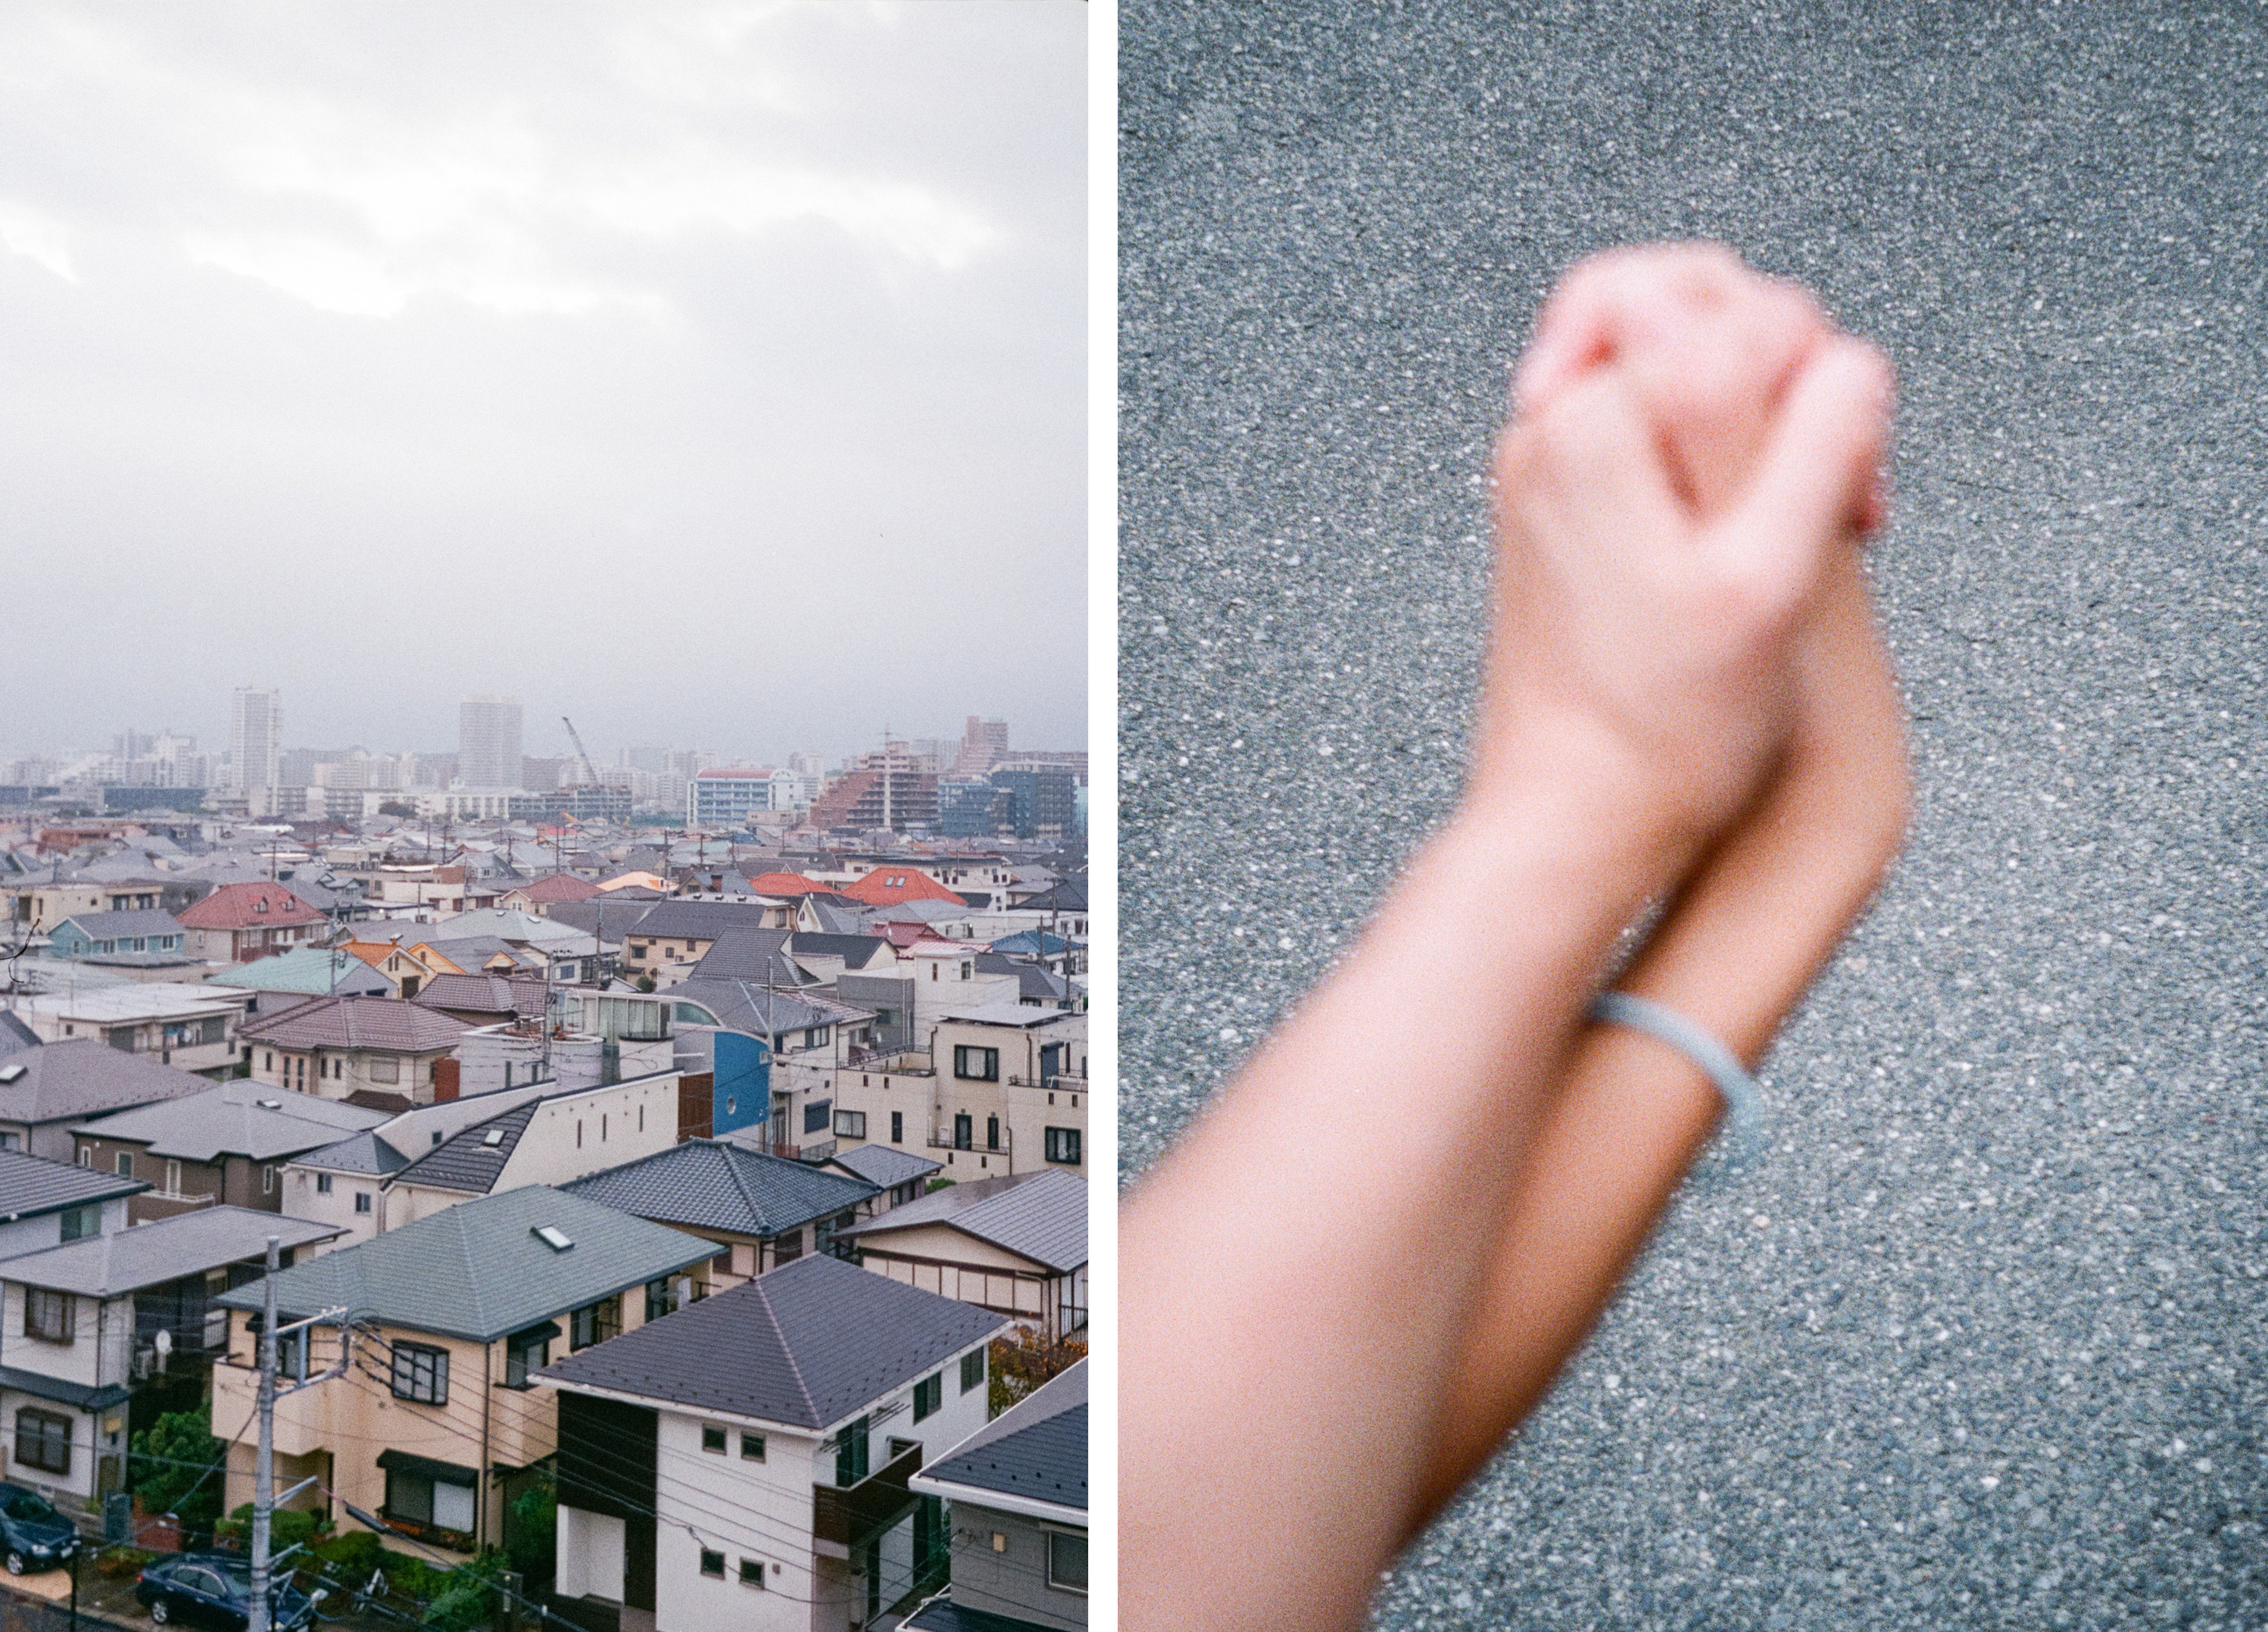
{"left": 812, "top": 1443, "right": 922, "bottom": 1557}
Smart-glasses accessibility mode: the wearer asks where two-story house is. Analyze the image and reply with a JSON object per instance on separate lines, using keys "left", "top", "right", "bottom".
{"left": 211, "top": 1185, "right": 719, "bottom": 1559}
{"left": 836, "top": 1169, "right": 1087, "bottom": 1343}
{"left": 0, "top": 1036, "right": 213, "bottom": 1162}
{"left": 42, "top": 910, "right": 189, "bottom": 966}
{"left": 922, "top": 1007, "right": 1087, "bottom": 1180}
{"left": 541, "top": 1253, "right": 1006, "bottom": 1632}
{"left": 10, "top": 984, "right": 254, "bottom": 1079}
{"left": 176, "top": 883, "right": 327, "bottom": 967}
{"left": 561, "top": 1141, "right": 880, "bottom": 1288}
{"left": 905, "top": 1359, "right": 1087, "bottom": 1632}
{"left": 236, "top": 995, "right": 476, "bottom": 1103}
{"left": 71, "top": 1081, "right": 388, "bottom": 1224}
{"left": 0, "top": 1209, "right": 340, "bottom": 1510}
{"left": 277, "top": 1082, "right": 554, "bottom": 1253}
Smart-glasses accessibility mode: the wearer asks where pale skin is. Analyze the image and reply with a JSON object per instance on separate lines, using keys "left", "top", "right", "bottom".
{"left": 1121, "top": 245, "right": 1908, "bottom": 1630}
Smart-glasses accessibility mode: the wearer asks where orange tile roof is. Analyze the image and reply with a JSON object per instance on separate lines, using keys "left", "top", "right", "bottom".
{"left": 842, "top": 867, "right": 962, "bottom": 907}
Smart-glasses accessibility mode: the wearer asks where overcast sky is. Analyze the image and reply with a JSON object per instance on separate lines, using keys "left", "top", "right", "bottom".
{"left": 0, "top": 2, "right": 1086, "bottom": 770}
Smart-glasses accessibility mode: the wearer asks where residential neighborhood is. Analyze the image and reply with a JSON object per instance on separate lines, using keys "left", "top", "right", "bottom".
{"left": 0, "top": 706, "right": 1090, "bottom": 1630}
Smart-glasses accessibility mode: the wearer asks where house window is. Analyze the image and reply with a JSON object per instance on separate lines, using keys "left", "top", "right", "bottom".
{"left": 370, "top": 1058, "right": 400, "bottom": 1084}
{"left": 317, "top": 1172, "right": 333, "bottom": 1195}
{"left": 701, "top": 1425, "right": 727, "bottom": 1455}
{"left": 390, "top": 1343, "right": 448, "bottom": 1406}
{"left": 570, "top": 1296, "right": 620, "bottom": 1351}
{"left": 504, "top": 1325, "right": 552, "bottom": 1388}
{"left": 644, "top": 1278, "right": 681, "bottom": 1323}
{"left": 25, "top": 1289, "right": 72, "bottom": 1343}
{"left": 385, "top": 1467, "right": 476, "bottom": 1536}
{"left": 354, "top": 1192, "right": 372, "bottom": 1215}
{"left": 58, "top": 1204, "right": 98, "bottom": 1243}
{"left": 116, "top": 1152, "right": 134, "bottom": 1178}
{"left": 75, "top": 1147, "right": 91, "bottom": 1168}
{"left": 953, "top": 1047, "right": 998, "bottom": 1081}
{"left": 834, "top": 1416, "right": 869, "bottom": 1487}
{"left": 803, "top": 1100, "right": 831, "bottom": 1135}
{"left": 891, "top": 1111, "right": 903, "bottom": 1144}
{"left": 986, "top": 1115, "right": 1000, "bottom": 1151}
{"left": 1045, "top": 1127, "right": 1081, "bottom": 1165}
{"left": 961, "top": 1349, "right": 984, "bottom": 1394}
{"left": 806, "top": 1026, "right": 828, "bottom": 1049}
{"left": 912, "top": 1373, "right": 941, "bottom": 1422}
{"left": 738, "top": 1559, "right": 765, "bottom": 1587}
{"left": 699, "top": 1549, "right": 725, "bottom": 1579}
{"left": 14, "top": 1410, "right": 70, "bottom": 1475}
{"left": 740, "top": 1433, "right": 765, "bottom": 1462}
{"left": 834, "top": 1109, "right": 866, "bottom": 1139}
{"left": 1047, "top": 1531, "right": 1088, "bottom": 1595}
{"left": 771, "top": 1228, "right": 801, "bottom": 1267}
{"left": 262, "top": 1165, "right": 277, "bottom": 1196}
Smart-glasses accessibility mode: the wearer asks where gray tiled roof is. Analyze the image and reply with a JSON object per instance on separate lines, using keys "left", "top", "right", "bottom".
{"left": 919, "top": 1360, "right": 1087, "bottom": 1512}
{"left": 837, "top": 1169, "right": 1086, "bottom": 1272}
{"left": 536, "top": 1252, "right": 1006, "bottom": 1431}
{"left": 626, "top": 901, "right": 783, "bottom": 941}
{"left": 292, "top": 1130, "right": 410, "bottom": 1178}
{"left": 0, "top": 1147, "right": 146, "bottom": 1217}
{"left": 238, "top": 995, "right": 474, "bottom": 1053}
{"left": 825, "top": 1144, "right": 941, "bottom": 1191}
{"left": 2, "top": 1206, "right": 343, "bottom": 1296}
{"left": 0, "top": 1039, "right": 214, "bottom": 1128}
{"left": 562, "top": 1141, "right": 876, "bottom": 1237}
{"left": 73, "top": 1080, "right": 388, "bottom": 1162}
{"left": 0, "top": 1013, "right": 37, "bottom": 1055}
{"left": 387, "top": 1100, "right": 539, "bottom": 1195}
{"left": 668, "top": 977, "right": 872, "bottom": 1039}
{"left": 788, "top": 934, "right": 893, "bottom": 971}
{"left": 688, "top": 929, "right": 804, "bottom": 987}
{"left": 215, "top": 1185, "right": 716, "bottom": 1343}
{"left": 411, "top": 972, "right": 549, "bottom": 1019}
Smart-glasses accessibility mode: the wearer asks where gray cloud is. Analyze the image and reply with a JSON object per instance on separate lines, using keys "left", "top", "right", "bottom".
{"left": 0, "top": 1, "right": 1086, "bottom": 766}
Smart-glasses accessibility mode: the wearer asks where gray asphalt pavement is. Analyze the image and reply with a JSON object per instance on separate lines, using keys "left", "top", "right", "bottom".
{"left": 1118, "top": 4, "right": 2268, "bottom": 1627}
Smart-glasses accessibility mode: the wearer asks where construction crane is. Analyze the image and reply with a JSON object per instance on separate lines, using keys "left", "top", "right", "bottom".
{"left": 561, "top": 716, "right": 600, "bottom": 785}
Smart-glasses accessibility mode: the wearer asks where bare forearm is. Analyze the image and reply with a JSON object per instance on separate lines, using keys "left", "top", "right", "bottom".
{"left": 1121, "top": 738, "right": 1707, "bottom": 1632}
{"left": 1416, "top": 560, "right": 1908, "bottom": 1515}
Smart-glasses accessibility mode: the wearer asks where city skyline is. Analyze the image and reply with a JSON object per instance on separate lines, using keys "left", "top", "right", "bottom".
{"left": 0, "top": 5, "right": 1086, "bottom": 757}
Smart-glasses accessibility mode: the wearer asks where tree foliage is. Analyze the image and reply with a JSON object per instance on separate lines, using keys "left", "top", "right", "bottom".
{"left": 129, "top": 1407, "right": 225, "bottom": 1533}
{"left": 988, "top": 1326, "right": 1087, "bottom": 1418}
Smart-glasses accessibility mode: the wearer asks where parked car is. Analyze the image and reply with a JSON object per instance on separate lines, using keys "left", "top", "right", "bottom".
{"left": 134, "top": 1553, "right": 323, "bottom": 1629}
{"left": 0, "top": 1484, "right": 78, "bottom": 1574}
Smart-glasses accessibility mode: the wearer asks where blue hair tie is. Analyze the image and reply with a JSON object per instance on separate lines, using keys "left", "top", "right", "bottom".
{"left": 1589, "top": 991, "right": 1767, "bottom": 1166}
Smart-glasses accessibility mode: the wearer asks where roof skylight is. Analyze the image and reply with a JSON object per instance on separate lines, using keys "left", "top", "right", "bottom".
{"left": 533, "top": 1225, "right": 572, "bottom": 1251}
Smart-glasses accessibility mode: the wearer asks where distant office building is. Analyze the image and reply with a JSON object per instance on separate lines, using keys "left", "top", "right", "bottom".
{"left": 688, "top": 767, "right": 803, "bottom": 828}
{"left": 809, "top": 741, "right": 940, "bottom": 834}
{"left": 954, "top": 716, "right": 1010, "bottom": 774}
{"left": 990, "top": 765, "right": 1078, "bottom": 839}
{"left": 229, "top": 686, "right": 281, "bottom": 791}
{"left": 458, "top": 696, "right": 524, "bottom": 788}
{"left": 939, "top": 775, "right": 1009, "bottom": 838}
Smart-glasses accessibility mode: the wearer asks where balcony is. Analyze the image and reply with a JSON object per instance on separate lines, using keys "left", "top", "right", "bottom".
{"left": 812, "top": 1443, "right": 922, "bottom": 1560}
{"left": 767, "top": 1138, "right": 837, "bottom": 1165}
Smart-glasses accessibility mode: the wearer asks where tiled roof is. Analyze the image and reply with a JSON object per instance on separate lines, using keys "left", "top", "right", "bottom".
{"left": 788, "top": 933, "right": 892, "bottom": 970}
{"left": 412, "top": 972, "right": 549, "bottom": 1019}
{"left": 73, "top": 1080, "right": 388, "bottom": 1162}
{"left": 388, "top": 1098, "right": 538, "bottom": 1195}
{"left": 176, "top": 882, "right": 325, "bottom": 931}
{"left": 667, "top": 978, "right": 872, "bottom": 1039}
{"left": 52, "top": 910, "right": 186, "bottom": 941}
{"left": 843, "top": 868, "right": 962, "bottom": 907}
{"left": 825, "top": 1144, "right": 941, "bottom": 1191}
{"left": 514, "top": 874, "right": 599, "bottom": 903}
{"left": 238, "top": 995, "right": 475, "bottom": 1053}
{"left": 2, "top": 1206, "right": 343, "bottom": 1297}
{"left": 537, "top": 1253, "right": 1006, "bottom": 1431}
{"left": 838, "top": 1169, "right": 1086, "bottom": 1272}
{"left": 0, "top": 1147, "right": 146, "bottom": 1217}
{"left": 625, "top": 901, "right": 782, "bottom": 942}
{"left": 214, "top": 1184, "right": 716, "bottom": 1343}
{"left": 291, "top": 1130, "right": 410, "bottom": 1178}
{"left": 688, "top": 930, "right": 803, "bottom": 986}
{"left": 562, "top": 1141, "right": 876, "bottom": 1237}
{"left": 0, "top": 1039, "right": 213, "bottom": 1128}
{"left": 747, "top": 872, "right": 825, "bottom": 896}
{"left": 208, "top": 948, "right": 394, "bottom": 998}
{"left": 918, "top": 1360, "right": 1087, "bottom": 1513}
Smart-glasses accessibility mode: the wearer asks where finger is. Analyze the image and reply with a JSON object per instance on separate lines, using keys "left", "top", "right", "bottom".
{"left": 1499, "top": 366, "right": 1686, "bottom": 549}
{"left": 1717, "top": 336, "right": 1894, "bottom": 582}
{"left": 1512, "top": 242, "right": 1746, "bottom": 414}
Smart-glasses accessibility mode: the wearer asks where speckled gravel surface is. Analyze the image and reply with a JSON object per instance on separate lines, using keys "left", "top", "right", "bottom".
{"left": 1119, "top": 4, "right": 2268, "bottom": 1627}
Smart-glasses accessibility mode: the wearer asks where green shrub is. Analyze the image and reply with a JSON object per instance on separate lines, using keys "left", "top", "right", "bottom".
{"left": 215, "top": 1504, "right": 329, "bottom": 1554}
{"left": 94, "top": 1546, "right": 156, "bottom": 1581}
{"left": 129, "top": 1407, "right": 224, "bottom": 1534}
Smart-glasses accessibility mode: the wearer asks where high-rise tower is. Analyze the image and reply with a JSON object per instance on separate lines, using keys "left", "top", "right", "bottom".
{"left": 458, "top": 695, "right": 526, "bottom": 788}
{"left": 229, "top": 686, "right": 281, "bottom": 791}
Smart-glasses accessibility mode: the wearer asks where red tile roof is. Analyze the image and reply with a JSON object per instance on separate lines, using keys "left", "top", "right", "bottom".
{"left": 842, "top": 867, "right": 961, "bottom": 907}
{"left": 516, "top": 873, "right": 600, "bottom": 903}
{"left": 177, "top": 882, "right": 326, "bottom": 931}
{"left": 747, "top": 872, "right": 826, "bottom": 896}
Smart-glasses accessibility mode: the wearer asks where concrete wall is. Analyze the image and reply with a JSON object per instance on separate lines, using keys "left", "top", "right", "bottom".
{"left": 947, "top": 1502, "right": 1088, "bottom": 1631}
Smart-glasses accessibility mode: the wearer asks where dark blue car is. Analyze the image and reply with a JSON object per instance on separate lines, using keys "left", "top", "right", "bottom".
{"left": 134, "top": 1553, "right": 323, "bottom": 1630}
{"left": 0, "top": 1484, "right": 78, "bottom": 1575}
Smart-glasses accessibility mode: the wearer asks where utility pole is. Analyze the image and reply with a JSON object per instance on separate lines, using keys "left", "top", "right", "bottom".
{"left": 248, "top": 1235, "right": 348, "bottom": 1632}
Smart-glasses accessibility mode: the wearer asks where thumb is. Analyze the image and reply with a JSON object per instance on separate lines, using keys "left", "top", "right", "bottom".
{"left": 1724, "top": 337, "right": 1894, "bottom": 566}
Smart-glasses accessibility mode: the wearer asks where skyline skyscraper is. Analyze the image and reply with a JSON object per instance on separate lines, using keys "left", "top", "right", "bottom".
{"left": 457, "top": 694, "right": 525, "bottom": 788}
{"left": 229, "top": 685, "right": 280, "bottom": 790}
